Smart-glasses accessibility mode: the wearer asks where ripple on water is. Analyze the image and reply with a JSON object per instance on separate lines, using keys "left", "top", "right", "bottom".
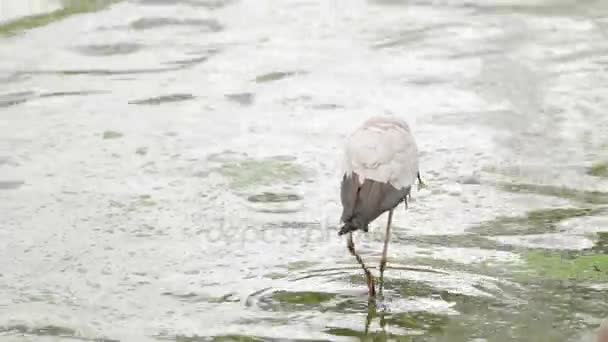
{"left": 247, "top": 258, "right": 482, "bottom": 315}
{"left": 243, "top": 272, "right": 470, "bottom": 340}
{"left": 0, "top": 324, "right": 118, "bottom": 342}
{"left": 0, "top": 181, "right": 24, "bottom": 190}
{"left": 466, "top": 0, "right": 607, "bottom": 16}
{"left": 225, "top": 92, "right": 254, "bottom": 106}
{"left": 74, "top": 43, "right": 143, "bottom": 56}
{"left": 0, "top": 91, "right": 35, "bottom": 108}
{"left": 0, "top": 90, "right": 106, "bottom": 108}
{"left": 39, "top": 90, "right": 108, "bottom": 98}
{"left": 259, "top": 290, "right": 338, "bottom": 312}
{"left": 137, "top": 0, "right": 238, "bottom": 9}
{"left": 130, "top": 17, "right": 223, "bottom": 32}
{"left": 162, "top": 48, "right": 218, "bottom": 67}
{"left": 18, "top": 51, "right": 213, "bottom": 77}
{"left": 246, "top": 192, "right": 303, "bottom": 213}
{"left": 164, "top": 55, "right": 209, "bottom": 67}
{"left": 324, "top": 310, "right": 450, "bottom": 340}
{"left": 372, "top": 23, "right": 457, "bottom": 50}
{"left": 245, "top": 285, "right": 365, "bottom": 314}
{"left": 0, "top": 72, "right": 30, "bottom": 84}
{"left": 21, "top": 67, "right": 182, "bottom": 76}
{"left": 129, "top": 93, "right": 195, "bottom": 105}
{"left": 254, "top": 71, "right": 303, "bottom": 83}
{"left": 311, "top": 103, "right": 343, "bottom": 110}
{"left": 157, "top": 334, "right": 268, "bottom": 342}
{"left": 161, "top": 291, "right": 239, "bottom": 304}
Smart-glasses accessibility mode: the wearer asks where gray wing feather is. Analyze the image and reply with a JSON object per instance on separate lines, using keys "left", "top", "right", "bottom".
{"left": 340, "top": 173, "right": 359, "bottom": 224}
{"left": 340, "top": 172, "right": 410, "bottom": 235}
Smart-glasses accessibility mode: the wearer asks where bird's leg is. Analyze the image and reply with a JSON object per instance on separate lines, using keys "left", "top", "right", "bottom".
{"left": 378, "top": 209, "right": 394, "bottom": 297}
{"left": 417, "top": 172, "right": 426, "bottom": 190}
{"left": 379, "top": 308, "right": 387, "bottom": 336}
{"left": 403, "top": 194, "right": 408, "bottom": 211}
{"left": 347, "top": 232, "right": 376, "bottom": 297}
{"left": 364, "top": 298, "right": 376, "bottom": 334}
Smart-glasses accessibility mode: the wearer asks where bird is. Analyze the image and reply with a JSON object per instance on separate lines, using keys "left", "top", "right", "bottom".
{"left": 339, "top": 116, "right": 421, "bottom": 297}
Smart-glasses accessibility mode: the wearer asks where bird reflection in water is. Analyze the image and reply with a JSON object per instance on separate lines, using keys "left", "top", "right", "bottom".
{"left": 365, "top": 299, "right": 388, "bottom": 337}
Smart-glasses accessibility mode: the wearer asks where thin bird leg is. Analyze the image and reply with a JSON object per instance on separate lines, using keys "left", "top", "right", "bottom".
{"left": 379, "top": 309, "right": 387, "bottom": 336}
{"left": 417, "top": 172, "right": 426, "bottom": 190}
{"left": 347, "top": 232, "right": 376, "bottom": 297}
{"left": 364, "top": 298, "right": 376, "bottom": 334}
{"left": 403, "top": 194, "right": 408, "bottom": 211}
{"left": 378, "top": 209, "right": 394, "bottom": 297}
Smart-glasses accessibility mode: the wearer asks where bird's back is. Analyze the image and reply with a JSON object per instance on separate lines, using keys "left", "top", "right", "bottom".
{"left": 343, "top": 116, "right": 418, "bottom": 189}
{"left": 339, "top": 116, "right": 419, "bottom": 235}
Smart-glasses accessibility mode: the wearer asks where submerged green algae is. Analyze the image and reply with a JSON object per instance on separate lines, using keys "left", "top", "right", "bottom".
{"left": 522, "top": 251, "right": 608, "bottom": 282}
{"left": 211, "top": 157, "right": 310, "bottom": 190}
{"left": 497, "top": 182, "right": 608, "bottom": 205}
{"left": 0, "top": 0, "right": 122, "bottom": 37}
{"left": 588, "top": 162, "right": 608, "bottom": 178}
{"left": 272, "top": 290, "right": 336, "bottom": 306}
{"left": 471, "top": 207, "right": 602, "bottom": 236}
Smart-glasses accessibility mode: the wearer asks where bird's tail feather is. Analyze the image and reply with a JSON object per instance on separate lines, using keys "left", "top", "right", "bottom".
{"left": 338, "top": 223, "right": 357, "bottom": 236}
{"left": 338, "top": 219, "right": 368, "bottom": 236}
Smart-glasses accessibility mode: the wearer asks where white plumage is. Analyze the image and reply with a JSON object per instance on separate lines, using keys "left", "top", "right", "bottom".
{"left": 343, "top": 116, "right": 419, "bottom": 190}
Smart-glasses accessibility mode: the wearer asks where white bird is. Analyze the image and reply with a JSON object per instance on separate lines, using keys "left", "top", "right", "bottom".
{"left": 339, "top": 116, "right": 422, "bottom": 297}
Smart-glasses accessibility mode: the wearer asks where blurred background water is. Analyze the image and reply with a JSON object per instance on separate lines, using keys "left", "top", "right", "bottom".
{"left": 0, "top": 0, "right": 608, "bottom": 341}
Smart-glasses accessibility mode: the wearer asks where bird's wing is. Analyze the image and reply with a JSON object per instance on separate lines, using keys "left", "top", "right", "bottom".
{"left": 343, "top": 119, "right": 418, "bottom": 189}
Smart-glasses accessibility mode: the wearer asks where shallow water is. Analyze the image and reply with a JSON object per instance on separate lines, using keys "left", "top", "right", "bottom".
{"left": 1, "top": 0, "right": 608, "bottom": 341}
{"left": 0, "top": 0, "right": 61, "bottom": 24}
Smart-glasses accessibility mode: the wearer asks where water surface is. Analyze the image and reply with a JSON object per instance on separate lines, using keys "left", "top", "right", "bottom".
{"left": 1, "top": 0, "right": 607, "bottom": 341}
